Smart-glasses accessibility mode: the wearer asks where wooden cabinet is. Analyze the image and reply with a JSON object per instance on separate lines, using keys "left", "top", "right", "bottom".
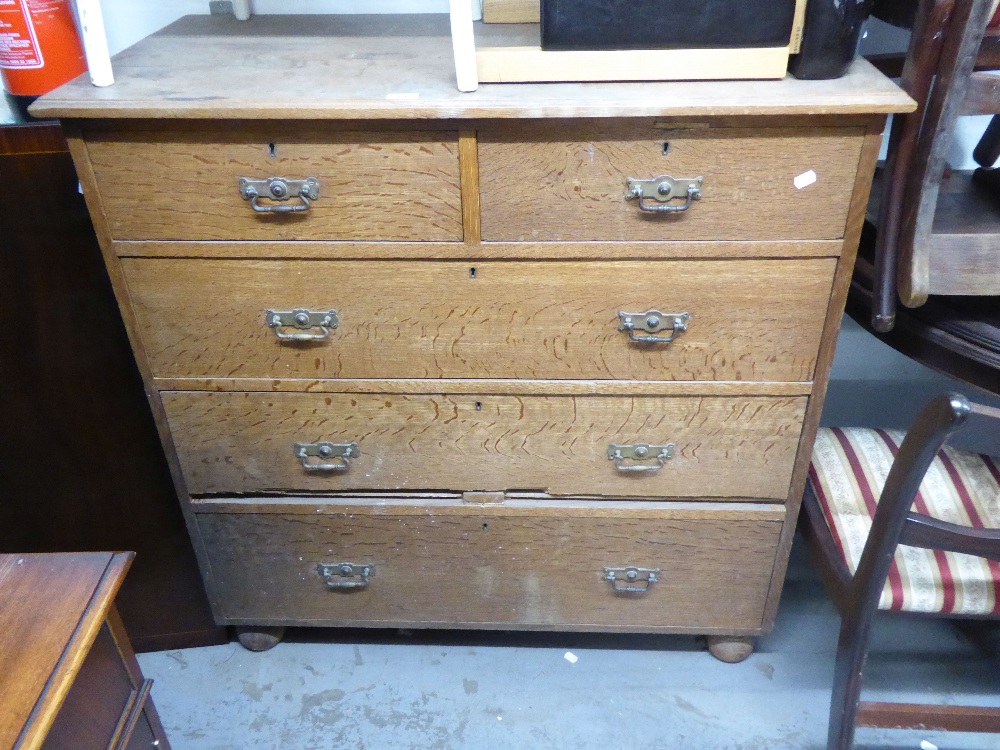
{"left": 0, "top": 553, "right": 171, "bottom": 750}
{"left": 31, "top": 14, "right": 914, "bottom": 659}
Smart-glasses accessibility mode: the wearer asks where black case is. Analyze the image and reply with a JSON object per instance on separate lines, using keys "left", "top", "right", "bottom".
{"left": 540, "top": 0, "right": 798, "bottom": 51}
{"left": 788, "top": 0, "right": 873, "bottom": 80}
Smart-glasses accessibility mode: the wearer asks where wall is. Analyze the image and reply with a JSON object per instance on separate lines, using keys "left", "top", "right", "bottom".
{"left": 6, "top": 2, "right": 996, "bottom": 430}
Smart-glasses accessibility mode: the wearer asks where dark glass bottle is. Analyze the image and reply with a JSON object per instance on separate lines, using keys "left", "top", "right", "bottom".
{"left": 789, "top": 0, "right": 875, "bottom": 80}
{"left": 3, "top": 91, "right": 40, "bottom": 122}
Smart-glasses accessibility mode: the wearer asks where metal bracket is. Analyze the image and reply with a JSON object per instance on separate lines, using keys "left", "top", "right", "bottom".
{"left": 626, "top": 175, "right": 703, "bottom": 213}
{"left": 618, "top": 310, "right": 689, "bottom": 344}
{"left": 265, "top": 309, "right": 338, "bottom": 341}
{"left": 317, "top": 562, "right": 373, "bottom": 589}
{"left": 604, "top": 566, "right": 661, "bottom": 593}
{"left": 239, "top": 177, "right": 320, "bottom": 213}
{"left": 607, "top": 442, "right": 675, "bottom": 473}
{"left": 294, "top": 441, "right": 359, "bottom": 471}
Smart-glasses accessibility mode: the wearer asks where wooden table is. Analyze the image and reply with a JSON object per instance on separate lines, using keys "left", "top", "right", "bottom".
{"left": 0, "top": 552, "right": 171, "bottom": 750}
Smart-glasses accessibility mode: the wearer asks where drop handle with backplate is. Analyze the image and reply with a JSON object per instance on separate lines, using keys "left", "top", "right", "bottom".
{"left": 604, "top": 566, "right": 660, "bottom": 593}
{"left": 608, "top": 442, "right": 675, "bottom": 473}
{"left": 294, "top": 441, "right": 359, "bottom": 471}
{"left": 618, "top": 310, "right": 689, "bottom": 344}
{"left": 317, "top": 562, "right": 373, "bottom": 589}
{"left": 626, "top": 175, "right": 703, "bottom": 213}
{"left": 265, "top": 309, "right": 339, "bottom": 341}
{"left": 239, "top": 176, "right": 320, "bottom": 213}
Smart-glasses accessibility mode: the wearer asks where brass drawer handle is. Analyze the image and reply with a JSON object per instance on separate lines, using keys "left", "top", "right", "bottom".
{"left": 618, "top": 310, "right": 689, "bottom": 344}
{"left": 626, "top": 175, "right": 703, "bottom": 213}
{"left": 239, "top": 176, "right": 320, "bottom": 213}
{"left": 294, "top": 441, "right": 359, "bottom": 471}
{"left": 604, "top": 566, "right": 660, "bottom": 593}
{"left": 608, "top": 442, "right": 674, "bottom": 473}
{"left": 266, "top": 308, "right": 339, "bottom": 341}
{"left": 317, "top": 562, "right": 373, "bottom": 589}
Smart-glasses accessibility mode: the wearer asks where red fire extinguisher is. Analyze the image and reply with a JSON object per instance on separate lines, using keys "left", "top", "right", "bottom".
{"left": 0, "top": 0, "right": 87, "bottom": 103}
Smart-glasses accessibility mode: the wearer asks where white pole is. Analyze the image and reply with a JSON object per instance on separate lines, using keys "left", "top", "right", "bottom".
{"left": 73, "top": 0, "right": 113, "bottom": 87}
{"left": 449, "top": 0, "right": 478, "bottom": 92}
{"left": 232, "top": 0, "right": 251, "bottom": 21}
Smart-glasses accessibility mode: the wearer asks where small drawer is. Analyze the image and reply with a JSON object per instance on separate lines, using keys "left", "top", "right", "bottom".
{"left": 163, "top": 392, "right": 807, "bottom": 499}
{"left": 478, "top": 123, "right": 864, "bottom": 241}
{"left": 124, "top": 257, "right": 835, "bottom": 384}
{"left": 195, "top": 498, "right": 784, "bottom": 631}
{"left": 84, "top": 126, "right": 463, "bottom": 241}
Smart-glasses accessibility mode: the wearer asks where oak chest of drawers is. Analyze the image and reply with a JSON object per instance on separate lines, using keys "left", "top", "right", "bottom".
{"left": 33, "top": 14, "right": 913, "bottom": 658}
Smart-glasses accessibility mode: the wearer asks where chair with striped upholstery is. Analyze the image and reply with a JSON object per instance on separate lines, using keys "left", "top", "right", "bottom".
{"left": 802, "top": 393, "right": 1000, "bottom": 750}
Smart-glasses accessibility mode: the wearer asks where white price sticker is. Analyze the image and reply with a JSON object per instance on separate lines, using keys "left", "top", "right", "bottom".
{"left": 794, "top": 170, "right": 818, "bottom": 189}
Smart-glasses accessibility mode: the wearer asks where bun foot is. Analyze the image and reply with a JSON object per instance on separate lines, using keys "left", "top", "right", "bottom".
{"left": 706, "top": 635, "right": 754, "bottom": 663}
{"left": 235, "top": 626, "right": 286, "bottom": 652}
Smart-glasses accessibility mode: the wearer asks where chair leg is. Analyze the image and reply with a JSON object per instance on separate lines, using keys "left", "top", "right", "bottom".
{"left": 827, "top": 610, "right": 876, "bottom": 750}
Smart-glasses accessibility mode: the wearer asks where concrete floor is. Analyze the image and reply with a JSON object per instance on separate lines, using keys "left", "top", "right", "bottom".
{"left": 138, "top": 537, "right": 999, "bottom": 750}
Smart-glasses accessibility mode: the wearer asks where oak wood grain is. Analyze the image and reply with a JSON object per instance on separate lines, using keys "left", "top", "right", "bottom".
{"left": 86, "top": 127, "right": 463, "bottom": 242}
{"left": 479, "top": 124, "right": 865, "bottom": 241}
{"left": 30, "top": 16, "right": 914, "bottom": 120}
{"left": 459, "top": 129, "right": 481, "bottom": 243}
{"left": 162, "top": 391, "right": 807, "bottom": 499}
{"left": 194, "top": 499, "right": 783, "bottom": 630}
{"left": 122, "top": 257, "right": 835, "bottom": 383}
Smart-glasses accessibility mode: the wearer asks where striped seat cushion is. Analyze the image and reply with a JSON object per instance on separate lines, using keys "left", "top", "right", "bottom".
{"left": 808, "top": 427, "right": 1000, "bottom": 615}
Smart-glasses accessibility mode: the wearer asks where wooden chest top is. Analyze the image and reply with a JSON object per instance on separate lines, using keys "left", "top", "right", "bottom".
{"left": 30, "top": 15, "right": 914, "bottom": 122}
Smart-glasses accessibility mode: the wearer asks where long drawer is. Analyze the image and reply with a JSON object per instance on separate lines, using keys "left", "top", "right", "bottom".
{"left": 479, "top": 123, "right": 865, "bottom": 241}
{"left": 84, "top": 126, "right": 463, "bottom": 241}
{"left": 163, "top": 392, "right": 807, "bottom": 498}
{"left": 124, "top": 257, "right": 835, "bottom": 383}
{"left": 195, "top": 498, "right": 784, "bottom": 630}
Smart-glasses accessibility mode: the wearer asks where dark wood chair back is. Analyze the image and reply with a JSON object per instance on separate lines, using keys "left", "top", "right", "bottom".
{"left": 802, "top": 392, "right": 1000, "bottom": 749}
